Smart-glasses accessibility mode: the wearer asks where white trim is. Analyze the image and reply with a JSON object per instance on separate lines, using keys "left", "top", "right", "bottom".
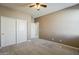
{"left": 40, "top": 39, "right": 79, "bottom": 50}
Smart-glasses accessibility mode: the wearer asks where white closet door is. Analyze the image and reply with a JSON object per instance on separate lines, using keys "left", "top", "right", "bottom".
{"left": 17, "top": 19, "right": 27, "bottom": 43}
{"left": 35, "top": 22, "right": 39, "bottom": 38}
{"left": 31, "top": 22, "right": 39, "bottom": 39}
{"left": 31, "top": 23, "right": 36, "bottom": 38}
{"left": 1, "top": 16, "right": 16, "bottom": 47}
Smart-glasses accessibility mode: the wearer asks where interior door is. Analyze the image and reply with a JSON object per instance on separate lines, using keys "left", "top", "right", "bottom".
{"left": 31, "top": 22, "right": 39, "bottom": 39}
{"left": 35, "top": 22, "right": 39, "bottom": 38}
{"left": 17, "top": 19, "right": 27, "bottom": 43}
{"left": 1, "top": 16, "right": 16, "bottom": 47}
{"left": 31, "top": 23, "right": 36, "bottom": 38}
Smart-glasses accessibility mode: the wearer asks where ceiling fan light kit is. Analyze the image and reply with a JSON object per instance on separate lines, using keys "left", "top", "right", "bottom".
{"left": 29, "top": 3, "right": 47, "bottom": 11}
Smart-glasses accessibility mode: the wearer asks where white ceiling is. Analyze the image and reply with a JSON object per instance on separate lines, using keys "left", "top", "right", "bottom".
{"left": 0, "top": 3, "right": 77, "bottom": 18}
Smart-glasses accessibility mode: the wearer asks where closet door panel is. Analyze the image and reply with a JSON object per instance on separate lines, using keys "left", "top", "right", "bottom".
{"left": 1, "top": 17, "right": 16, "bottom": 47}
{"left": 31, "top": 22, "right": 39, "bottom": 39}
{"left": 17, "top": 19, "right": 27, "bottom": 43}
{"left": 31, "top": 23, "right": 36, "bottom": 38}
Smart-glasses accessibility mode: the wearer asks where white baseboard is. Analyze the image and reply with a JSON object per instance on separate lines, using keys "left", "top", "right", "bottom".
{"left": 40, "top": 39, "right": 79, "bottom": 50}
{"left": 52, "top": 40, "right": 79, "bottom": 50}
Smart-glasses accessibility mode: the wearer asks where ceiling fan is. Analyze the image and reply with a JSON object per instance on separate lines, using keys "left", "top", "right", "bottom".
{"left": 29, "top": 3, "right": 47, "bottom": 11}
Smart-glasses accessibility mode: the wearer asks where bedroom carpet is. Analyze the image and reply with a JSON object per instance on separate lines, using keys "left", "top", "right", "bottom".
{"left": 0, "top": 39, "right": 79, "bottom": 55}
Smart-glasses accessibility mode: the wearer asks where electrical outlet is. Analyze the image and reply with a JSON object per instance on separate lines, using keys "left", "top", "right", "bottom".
{"left": 59, "top": 46, "right": 62, "bottom": 48}
{"left": 52, "top": 38, "right": 54, "bottom": 40}
{"left": 59, "top": 40, "right": 62, "bottom": 42}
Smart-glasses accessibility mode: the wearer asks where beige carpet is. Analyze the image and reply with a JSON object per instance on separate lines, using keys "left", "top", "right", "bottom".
{"left": 0, "top": 39, "right": 79, "bottom": 55}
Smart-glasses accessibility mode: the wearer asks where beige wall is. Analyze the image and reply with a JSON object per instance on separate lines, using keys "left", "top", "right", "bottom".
{"left": 0, "top": 5, "right": 32, "bottom": 40}
{"left": 36, "top": 4, "right": 79, "bottom": 48}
